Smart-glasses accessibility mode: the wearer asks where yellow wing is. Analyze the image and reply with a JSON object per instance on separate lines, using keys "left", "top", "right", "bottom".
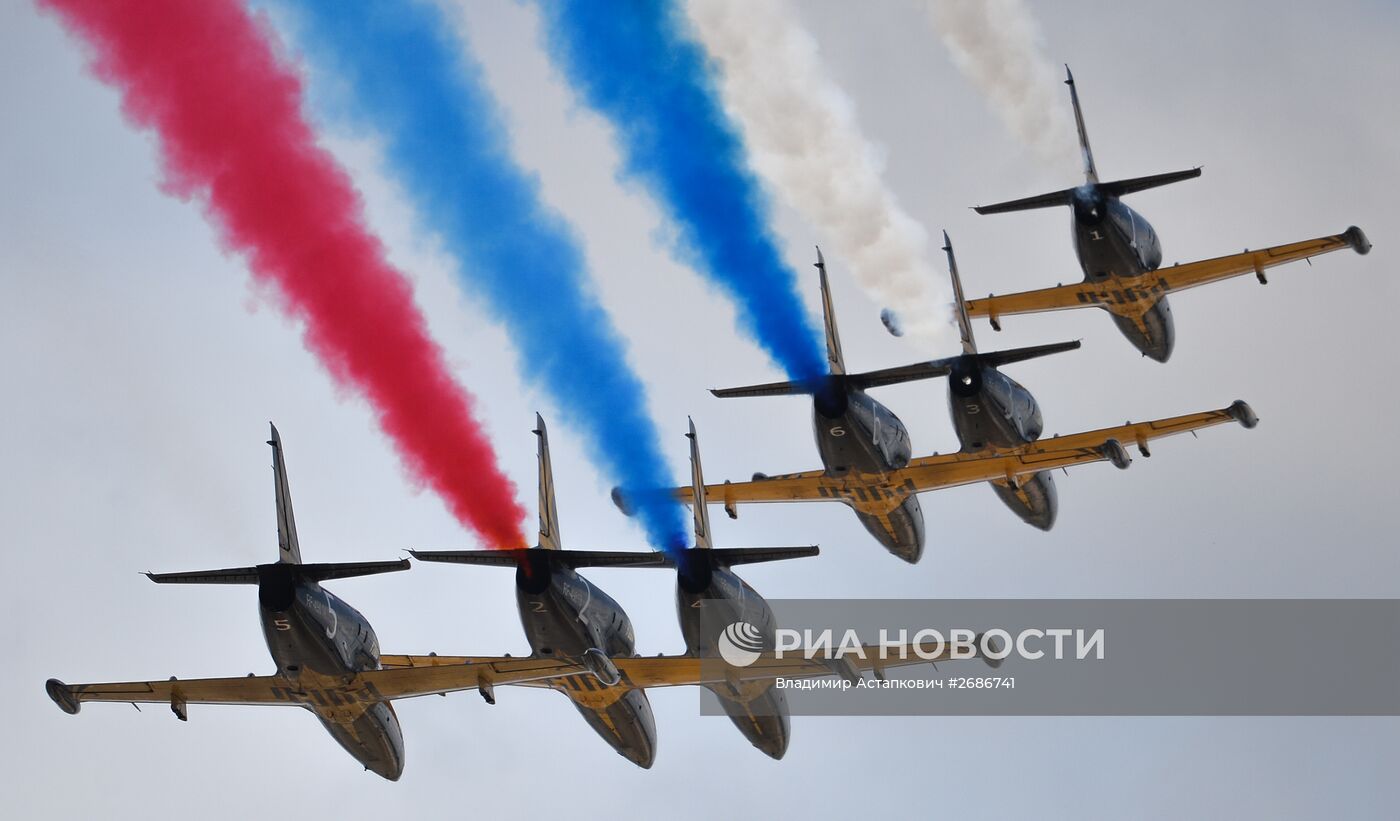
{"left": 674, "top": 468, "right": 832, "bottom": 507}
{"left": 47, "top": 675, "right": 295, "bottom": 712}
{"left": 966, "top": 227, "right": 1369, "bottom": 326}
{"left": 51, "top": 632, "right": 1011, "bottom": 720}
{"left": 48, "top": 656, "right": 591, "bottom": 716}
{"left": 610, "top": 642, "right": 995, "bottom": 689}
{"left": 382, "top": 637, "right": 1000, "bottom": 692}
{"left": 1150, "top": 228, "right": 1368, "bottom": 294}
{"left": 980, "top": 403, "right": 1254, "bottom": 459}
{"left": 675, "top": 402, "right": 1257, "bottom": 516}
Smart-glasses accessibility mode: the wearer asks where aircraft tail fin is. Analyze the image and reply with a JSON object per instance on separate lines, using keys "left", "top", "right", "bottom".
{"left": 146, "top": 560, "right": 410, "bottom": 585}
{"left": 815, "top": 247, "right": 845, "bottom": 375}
{"left": 1065, "top": 64, "right": 1098, "bottom": 184}
{"left": 533, "top": 413, "right": 562, "bottom": 550}
{"left": 710, "top": 249, "right": 843, "bottom": 396}
{"left": 942, "top": 231, "right": 977, "bottom": 355}
{"left": 267, "top": 423, "right": 302, "bottom": 564}
{"left": 686, "top": 418, "right": 713, "bottom": 550}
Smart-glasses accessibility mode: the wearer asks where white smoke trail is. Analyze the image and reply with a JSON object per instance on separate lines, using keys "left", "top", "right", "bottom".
{"left": 927, "top": 0, "right": 1077, "bottom": 171}
{"left": 685, "top": 0, "right": 954, "bottom": 352}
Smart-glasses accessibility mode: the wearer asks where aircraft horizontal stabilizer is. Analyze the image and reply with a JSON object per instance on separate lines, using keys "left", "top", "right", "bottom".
{"left": 145, "top": 566, "right": 261, "bottom": 585}
{"left": 975, "top": 339, "right": 1082, "bottom": 368}
{"left": 412, "top": 546, "right": 818, "bottom": 569}
{"left": 974, "top": 169, "right": 1200, "bottom": 216}
{"left": 703, "top": 546, "right": 819, "bottom": 565}
{"left": 842, "top": 360, "right": 954, "bottom": 389}
{"left": 146, "top": 560, "right": 410, "bottom": 585}
{"left": 409, "top": 548, "right": 670, "bottom": 568}
{"left": 1097, "top": 168, "right": 1201, "bottom": 198}
{"left": 710, "top": 379, "right": 813, "bottom": 398}
{"left": 973, "top": 186, "right": 1077, "bottom": 215}
{"left": 841, "top": 340, "right": 1079, "bottom": 390}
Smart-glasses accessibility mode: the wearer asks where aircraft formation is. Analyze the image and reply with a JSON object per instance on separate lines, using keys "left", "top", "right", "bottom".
{"left": 47, "top": 67, "right": 1369, "bottom": 779}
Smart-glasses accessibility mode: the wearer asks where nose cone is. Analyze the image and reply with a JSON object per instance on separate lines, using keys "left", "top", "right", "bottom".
{"left": 990, "top": 471, "right": 1058, "bottom": 531}
{"left": 1139, "top": 339, "right": 1173, "bottom": 364}
{"left": 572, "top": 688, "right": 658, "bottom": 769}
{"left": 1111, "top": 296, "right": 1175, "bottom": 363}
{"left": 616, "top": 689, "right": 658, "bottom": 769}
{"left": 736, "top": 712, "right": 790, "bottom": 760}
{"left": 716, "top": 687, "right": 791, "bottom": 760}
{"left": 322, "top": 703, "right": 405, "bottom": 781}
{"left": 622, "top": 739, "right": 657, "bottom": 769}
{"left": 857, "top": 496, "right": 925, "bottom": 564}
{"left": 368, "top": 754, "right": 405, "bottom": 782}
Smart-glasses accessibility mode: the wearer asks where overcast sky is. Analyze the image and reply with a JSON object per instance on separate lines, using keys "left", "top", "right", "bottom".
{"left": 3, "top": 0, "right": 1396, "bottom": 817}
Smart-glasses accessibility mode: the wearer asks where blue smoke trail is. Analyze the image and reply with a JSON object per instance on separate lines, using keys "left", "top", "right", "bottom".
{"left": 279, "top": 0, "right": 688, "bottom": 551}
{"left": 534, "top": 0, "right": 827, "bottom": 385}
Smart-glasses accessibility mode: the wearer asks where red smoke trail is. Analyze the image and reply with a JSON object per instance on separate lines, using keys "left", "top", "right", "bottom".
{"left": 42, "top": 0, "right": 527, "bottom": 547}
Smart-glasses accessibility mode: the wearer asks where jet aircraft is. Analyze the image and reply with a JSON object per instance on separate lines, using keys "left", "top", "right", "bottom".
{"left": 410, "top": 415, "right": 820, "bottom": 763}
{"left": 970, "top": 66, "right": 1370, "bottom": 361}
{"left": 934, "top": 231, "right": 1068, "bottom": 530}
{"left": 47, "top": 425, "right": 988, "bottom": 778}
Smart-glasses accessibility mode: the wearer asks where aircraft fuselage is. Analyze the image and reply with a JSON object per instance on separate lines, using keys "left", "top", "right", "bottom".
{"left": 513, "top": 553, "right": 657, "bottom": 768}
{"left": 944, "top": 357, "right": 1058, "bottom": 530}
{"left": 811, "top": 383, "right": 924, "bottom": 562}
{"left": 1070, "top": 188, "right": 1176, "bottom": 361}
{"left": 255, "top": 564, "right": 405, "bottom": 780}
{"left": 672, "top": 554, "right": 790, "bottom": 759}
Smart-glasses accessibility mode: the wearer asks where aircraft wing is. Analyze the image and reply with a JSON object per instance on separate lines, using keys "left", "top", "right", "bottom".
{"left": 610, "top": 639, "right": 997, "bottom": 689}
{"left": 674, "top": 402, "right": 1256, "bottom": 515}
{"left": 965, "top": 281, "right": 1091, "bottom": 322}
{"left": 47, "top": 674, "right": 300, "bottom": 712}
{"left": 1143, "top": 227, "right": 1368, "bottom": 294}
{"left": 965, "top": 227, "right": 1368, "bottom": 325}
{"left": 673, "top": 468, "right": 832, "bottom": 507}
{"left": 899, "top": 401, "right": 1256, "bottom": 487}
{"left": 48, "top": 657, "right": 590, "bottom": 715}
{"left": 353, "top": 656, "right": 590, "bottom": 698}
{"left": 383, "top": 637, "right": 1000, "bottom": 692}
